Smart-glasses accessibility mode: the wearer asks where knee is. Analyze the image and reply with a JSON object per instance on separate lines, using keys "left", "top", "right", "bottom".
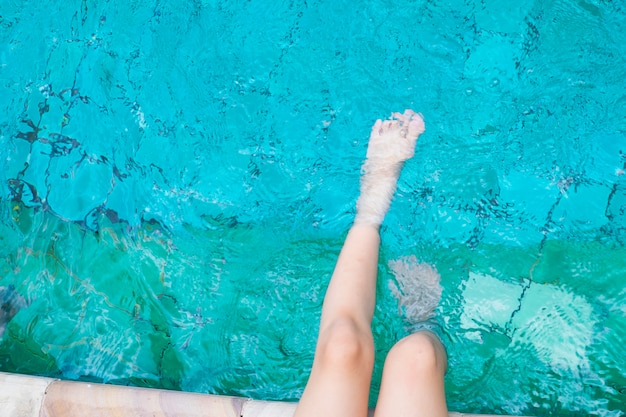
{"left": 385, "top": 331, "right": 447, "bottom": 378}
{"left": 316, "top": 318, "right": 374, "bottom": 371}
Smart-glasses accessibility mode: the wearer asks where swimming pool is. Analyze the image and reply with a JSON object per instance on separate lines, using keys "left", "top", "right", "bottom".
{"left": 1, "top": 0, "right": 625, "bottom": 415}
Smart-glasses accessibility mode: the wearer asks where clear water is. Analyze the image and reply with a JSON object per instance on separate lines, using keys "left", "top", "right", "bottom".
{"left": 1, "top": 0, "right": 625, "bottom": 415}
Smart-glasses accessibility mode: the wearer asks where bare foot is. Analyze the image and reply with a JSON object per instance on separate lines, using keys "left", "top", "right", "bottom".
{"left": 355, "top": 110, "right": 425, "bottom": 227}
{"left": 388, "top": 255, "right": 442, "bottom": 323}
{"left": 366, "top": 109, "right": 425, "bottom": 164}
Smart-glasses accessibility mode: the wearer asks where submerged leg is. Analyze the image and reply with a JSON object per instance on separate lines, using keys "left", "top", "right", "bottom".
{"left": 294, "top": 110, "right": 424, "bottom": 417}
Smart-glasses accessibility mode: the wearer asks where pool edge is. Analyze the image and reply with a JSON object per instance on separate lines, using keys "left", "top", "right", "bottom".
{"left": 0, "top": 371, "right": 531, "bottom": 417}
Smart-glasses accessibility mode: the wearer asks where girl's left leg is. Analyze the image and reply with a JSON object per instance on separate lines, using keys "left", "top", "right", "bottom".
{"left": 374, "top": 331, "right": 448, "bottom": 417}
{"left": 293, "top": 224, "right": 380, "bottom": 417}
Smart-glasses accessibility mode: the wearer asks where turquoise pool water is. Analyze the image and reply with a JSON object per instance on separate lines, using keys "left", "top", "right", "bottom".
{"left": 1, "top": 0, "right": 625, "bottom": 415}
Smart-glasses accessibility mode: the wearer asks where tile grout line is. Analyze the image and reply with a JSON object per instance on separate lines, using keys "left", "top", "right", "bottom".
{"left": 240, "top": 398, "right": 252, "bottom": 417}
{"left": 39, "top": 378, "right": 60, "bottom": 417}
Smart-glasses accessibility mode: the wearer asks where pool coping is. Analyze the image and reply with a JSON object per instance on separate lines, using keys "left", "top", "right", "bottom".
{"left": 0, "top": 371, "right": 528, "bottom": 417}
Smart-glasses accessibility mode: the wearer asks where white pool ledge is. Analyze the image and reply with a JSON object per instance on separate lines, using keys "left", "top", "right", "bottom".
{"left": 0, "top": 371, "right": 529, "bottom": 417}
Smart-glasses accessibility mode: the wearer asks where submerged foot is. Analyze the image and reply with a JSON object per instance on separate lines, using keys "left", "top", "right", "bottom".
{"left": 355, "top": 110, "right": 425, "bottom": 227}
{"left": 366, "top": 109, "right": 425, "bottom": 164}
{"left": 388, "top": 255, "right": 442, "bottom": 325}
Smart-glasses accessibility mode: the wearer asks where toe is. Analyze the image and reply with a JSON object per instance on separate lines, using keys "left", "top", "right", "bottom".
{"left": 403, "top": 109, "right": 417, "bottom": 119}
{"left": 371, "top": 119, "right": 383, "bottom": 135}
{"left": 407, "top": 113, "right": 425, "bottom": 136}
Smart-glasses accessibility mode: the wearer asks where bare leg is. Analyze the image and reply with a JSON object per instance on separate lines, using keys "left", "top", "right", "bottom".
{"left": 374, "top": 332, "right": 448, "bottom": 417}
{"left": 294, "top": 110, "right": 425, "bottom": 417}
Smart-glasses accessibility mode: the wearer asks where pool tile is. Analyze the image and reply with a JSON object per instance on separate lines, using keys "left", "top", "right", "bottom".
{"left": 242, "top": 399, "right": 299, "bottom": 417}
{"left": 41, "top": 380, "right": 244, "bottom": 417}
{"left": 0, "top": 371, "right": 56, "bottom": 417}
{"left": 242, "top": 400, "right": 378, "bottom": 417}
{"left": 242, "top": 400, "right": 473, "bottom": 417}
